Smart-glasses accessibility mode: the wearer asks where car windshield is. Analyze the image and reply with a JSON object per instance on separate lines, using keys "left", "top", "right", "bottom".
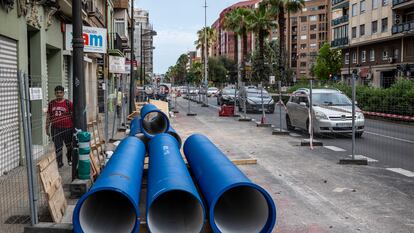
{"left": 312, "top": 92, "right": 352, "bottom": 106}
{"left": 208, "top": 87, "right": 218, "bottom": 90}
{"left": 247, "top": 90, "right": 270, "bottom": 98}
{"left": 222, "top": 89, "right": 236, "bottom": 95}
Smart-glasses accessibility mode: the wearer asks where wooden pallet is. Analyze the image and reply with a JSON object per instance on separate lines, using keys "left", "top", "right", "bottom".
{"left": 37, "top": 152, "right": 67, "bottom": 223}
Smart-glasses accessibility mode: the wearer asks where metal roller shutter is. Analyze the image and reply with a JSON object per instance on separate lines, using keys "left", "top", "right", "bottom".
{"left": 0, "top": 35, "right": 20, "bottom": 174}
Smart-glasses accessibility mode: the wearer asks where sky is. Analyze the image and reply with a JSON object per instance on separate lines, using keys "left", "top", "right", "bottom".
{"left": 136, "top": 0, "right": 242, "bottom": 74}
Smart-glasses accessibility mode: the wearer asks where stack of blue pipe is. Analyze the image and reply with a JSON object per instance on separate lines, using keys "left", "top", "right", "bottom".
{"left": 73, "top": 103, "right": 276, "bottom": 233}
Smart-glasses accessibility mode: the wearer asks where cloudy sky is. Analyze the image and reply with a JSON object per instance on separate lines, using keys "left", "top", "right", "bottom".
{"left": 136, "top": 0, "right": 241, "bottom": 74}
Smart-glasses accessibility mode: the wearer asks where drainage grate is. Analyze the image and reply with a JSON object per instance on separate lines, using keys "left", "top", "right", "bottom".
{"left": 4, "top": 215, "right": 31, "bottom": 224}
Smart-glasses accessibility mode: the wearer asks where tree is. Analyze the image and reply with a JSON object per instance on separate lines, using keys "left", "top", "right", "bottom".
{"left": 262, "top": 0, "right": 304, "bottom": 82}
{"left": 247, "top": 4, "right": 276, "bottom": 83}
{"left": 223, "top": 9, "right": 240, "bottom": 63}
{"left": 194, "top": 27, "right": 217, "bottom": 62}
{"left": 187, "top": 61, "right": 203, "bottom": 85}
{"left": 207, "top": 57, "right": 228, "bottom": 85}
{"left": 223, "top": 8, "right": 254, "bottom": 82}
{"left": 312, "top": 43, "right": 342, "bottom": 81}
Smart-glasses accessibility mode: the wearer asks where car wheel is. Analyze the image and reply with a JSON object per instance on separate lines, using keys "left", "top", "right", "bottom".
{"left": 356, "top": 132, "right": 363, "bottom": 138}
{"left": 286, "top": 115, "right": 294, "bottom": 130}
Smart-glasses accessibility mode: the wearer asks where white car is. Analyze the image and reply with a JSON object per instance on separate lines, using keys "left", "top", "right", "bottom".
{"left": 207, "top": 87, "right": 219, "bottom": 97}
{"left": 286, "top": 89, "right": 365, "bottom": 137}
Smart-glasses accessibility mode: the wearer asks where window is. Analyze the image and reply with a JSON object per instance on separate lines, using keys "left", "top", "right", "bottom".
{"left": 301, "top": 16, "right": 307, "bottom": 22}
{"left": 310, "top": 24, "right": 317, "bottom": 31}
{"left": 382, "top": 50, "right": 389, "bottom": 60}
{"left": 373, "top": 0, "right": 378, "bottom": 9}
{"left": 394, "top": 49, "right": 399, "bottom": 59}
{"left": 302, "top": 7, "right": 308, "bottom": 12}
{"left": 360, "top": 0, "right": 366, "bottom": 13}
{"left": 300, "top": 35, "right": 307, "bottom": 40}
{"left": 382, "top": 18, "right": 388, "bottom": 32}
{"left": 361, "top": 50, "right": 366, "bottom": 62}
{"left": 370, "top": 49, "right": 375, "bottom": 61}
{"left": 345, "top": 52, "right": 350, "bottom": 64}
{"left": 372, "top": 21, "right": 378, "bottom": 34}
{"left": 302, "top": 25, "right": 307, "bottom": 31}
{"left": 352, "top": 52, "right": 357, "bottom": 63}
{"left": 309, "top": 15, "right": 317, "bottom": 21}
{"left": 352, "top": 3, "right": 358, "bottom": 16}
{"left": 300, "top": 62, "right": 307, "bottom": 67}
{"left": 310, "top": 43, "right": 317, "bottom": 49}
{"left": 382, "top": 0, "right": 388, "bottom": 6}
{"left": 352, "top": 27, "right": 357, "bottom": 38}
{"left": 300, "top": 44, "right": 307, "bottom": 49}
{"left": 310, "top": 34, "right": 317, "bottom": 39}
{"left": 360, "top": 24, "right": 365, "bottom": 36}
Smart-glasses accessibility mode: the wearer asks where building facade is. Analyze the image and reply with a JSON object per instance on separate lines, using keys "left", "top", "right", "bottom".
{"left": 331, "top": 0, "right": 414, "bottom": 87}
{"left": 288, "top": 0, "right": 330, "bottom": 80}
{"left": 134, "top": 8, "right": 155, "bottom": 80}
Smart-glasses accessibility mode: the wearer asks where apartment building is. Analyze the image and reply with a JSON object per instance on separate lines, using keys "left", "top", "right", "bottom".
{"left": 331, "top": 0, "right": 414, "bottom": 87}
{"left": 288, "top": 0, "right": 330, "bottom": 80}
{"left": 134, "top": 9, "right": 156, "bottom": 77}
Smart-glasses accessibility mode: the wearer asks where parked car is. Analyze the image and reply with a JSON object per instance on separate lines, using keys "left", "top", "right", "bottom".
{"left": 238, "top": 87, "right": 275, "bottom": 113}
{"left": 217, "top": 88, "right": 237, "bottom": 106}
{"left": 285, "top": 89, "right": 365, "bottom": 137}
{"left": 207, "top": 87, "right": 219, "bottom": 97}
{"left": 187, "top": 86, "right": 199, "bottom": 96}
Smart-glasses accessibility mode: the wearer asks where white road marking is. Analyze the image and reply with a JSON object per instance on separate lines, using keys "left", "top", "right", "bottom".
{"left": 365, "top": 131, "right": 414, "bottom": 144}
{"left": 289, "top": 133, "right": 301, "bottom": 137}
{"left": 348, "top": 154, "right": 378, "bottom": 162}
{"left": 386, "top": 168, "right": 414, "bottom": 177}
{"left": 324, "top": 146, "right": 346, "bottom": 152}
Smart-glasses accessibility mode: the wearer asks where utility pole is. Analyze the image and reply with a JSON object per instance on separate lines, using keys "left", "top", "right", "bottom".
{"left": 72, "top": 0, "right": 86, "bottom": 180}
{"left": 129, "top": 0, "right": 135, "bottom": 113}
{"left": 140, "top": 24, "right": 143, "bottom": 86}
{"left": 202, "top": 0, "right": 209, "bottom": 107}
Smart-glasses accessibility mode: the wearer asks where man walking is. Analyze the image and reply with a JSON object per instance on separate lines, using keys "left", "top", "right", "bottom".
{"left": 46, "top": 85, "right": 74, "bottom": 168}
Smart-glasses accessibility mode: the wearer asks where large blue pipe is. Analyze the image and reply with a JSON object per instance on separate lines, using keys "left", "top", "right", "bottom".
{"left": 166, "top": 126, "right": 182, "bottom": 148}
{"left": 73, "top": 136, "right": 146, "bottom": 233}
{"left": 183, "top": 134, "right": 276, "bottom": 233}
{"left": 147, "top": 134, "right": 205, "bottom": 233}
{"left": 130, "top": 116, "right": 141, "bottom": 136}
{"left": 140, "top": 103, "right": 170, "bottom": 138}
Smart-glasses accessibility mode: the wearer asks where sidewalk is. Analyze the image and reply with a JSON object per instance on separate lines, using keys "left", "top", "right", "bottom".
{"left": 173, "top": 97, "right": 414, "bottom": 233}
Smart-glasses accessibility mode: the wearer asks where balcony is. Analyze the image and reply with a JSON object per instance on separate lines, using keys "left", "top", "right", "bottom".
{"left": 87, "top": 0, "right": 105, "bottom": 26}
{"left": 393, "top": 0, "right": 414, "bottom": 9}
{"left": 332, "top": 0, "right": 347, "bottom": 6}
{"left": 331, "top": 37, "right": 349, "bottom": 47}
{"left": 113, "top": 0, "right": 129, "bottom": 9}
{"left": 392, "top": 21, "right": 414, "bottom": 34}
{"left": 331, "top": 15, "right": 349, "bottom": 27}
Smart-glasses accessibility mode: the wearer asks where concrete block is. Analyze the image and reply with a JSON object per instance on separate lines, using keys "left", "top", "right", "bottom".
{"left": 24, "top": 223, "right": 73, "bottom": 233}
{"left": 256, "top": 122, "right": 272, "bottom": 127}
{"left": 339, "top": 158, "right": 368, "bottom": 165}
{"left": 238, "top": 117, "right": 252, "bottom": 122}
{"left": 70, "top": 179, "right": 92, "bottom": 198}
{"left": 187, "top": 113, "right": 197, "bottom": 116}
{"left": 300, "top": 139, "right": 323, "bottom": 146}
{"left": 272, "top": 128, "right": 289, "bottom": 135}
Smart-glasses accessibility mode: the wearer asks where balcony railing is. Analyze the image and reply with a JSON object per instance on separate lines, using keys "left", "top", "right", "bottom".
{"left": 331, "top": 37, "right": 349, "bottom": 47}
{"left": 393, "top": 0, "right": 409, "bottom": 6}
{"left": 113, "top": 0, "right": 129, "bottom": 9}
{"left": 392, "top": 21, "right": 414, "bottom": 34}
{"left": 332, "top": 0, "right": 347, "bottom": 5}
{"left": 87, "top": 0, "right": 105, "bottom": 25}
{"left": 109, "top": 33, "right": 123, "bottom": 51}
{"left": 331, "top": 15, "right": 349, "bottom": 26}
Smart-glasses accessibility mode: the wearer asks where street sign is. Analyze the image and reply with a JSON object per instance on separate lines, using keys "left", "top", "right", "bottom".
{"left": 65, "top": 24, "right": 107, "bottom": 54}
{"left": 109, "top": 56, "right": 127, "bottom": 74}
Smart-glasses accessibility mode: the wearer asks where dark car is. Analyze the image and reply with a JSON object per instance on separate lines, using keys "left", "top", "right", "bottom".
{"left": 217, "top": 88, "right": 237, "bottom": 106}
{"left": 238, "top": 88, "right": 275, "bottom": 113}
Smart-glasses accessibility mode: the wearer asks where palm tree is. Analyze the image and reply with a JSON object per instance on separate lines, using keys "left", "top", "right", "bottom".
{"left": 262, "top": 0, "right": 304, "bottom": 80}
{"left": 223, "top": 9, "right": 239, "bottom": 63}
{"left": 247, "top": 4, "right": 276, "bottom": 81}
{"left": 223, "top": 8, "right": 253, "bottom": 82}
{"left": 194, "top": 27, "right": 217, "bottom": 62}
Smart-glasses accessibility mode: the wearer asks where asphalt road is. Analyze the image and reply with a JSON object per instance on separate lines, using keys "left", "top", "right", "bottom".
{"left": 206, "top": 96, "right": 414, "bottom": 172}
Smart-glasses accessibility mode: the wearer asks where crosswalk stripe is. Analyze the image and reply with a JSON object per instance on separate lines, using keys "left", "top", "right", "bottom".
{"left": 324, "top": 146, "right": 346, "bottom": 152}
{"left": 386, "top": 168, "right": 414, "bottom": 177}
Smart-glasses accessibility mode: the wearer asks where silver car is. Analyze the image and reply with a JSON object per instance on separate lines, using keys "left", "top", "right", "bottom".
{"left": 286, "top": 89, "right": 365, "bottom": 137}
